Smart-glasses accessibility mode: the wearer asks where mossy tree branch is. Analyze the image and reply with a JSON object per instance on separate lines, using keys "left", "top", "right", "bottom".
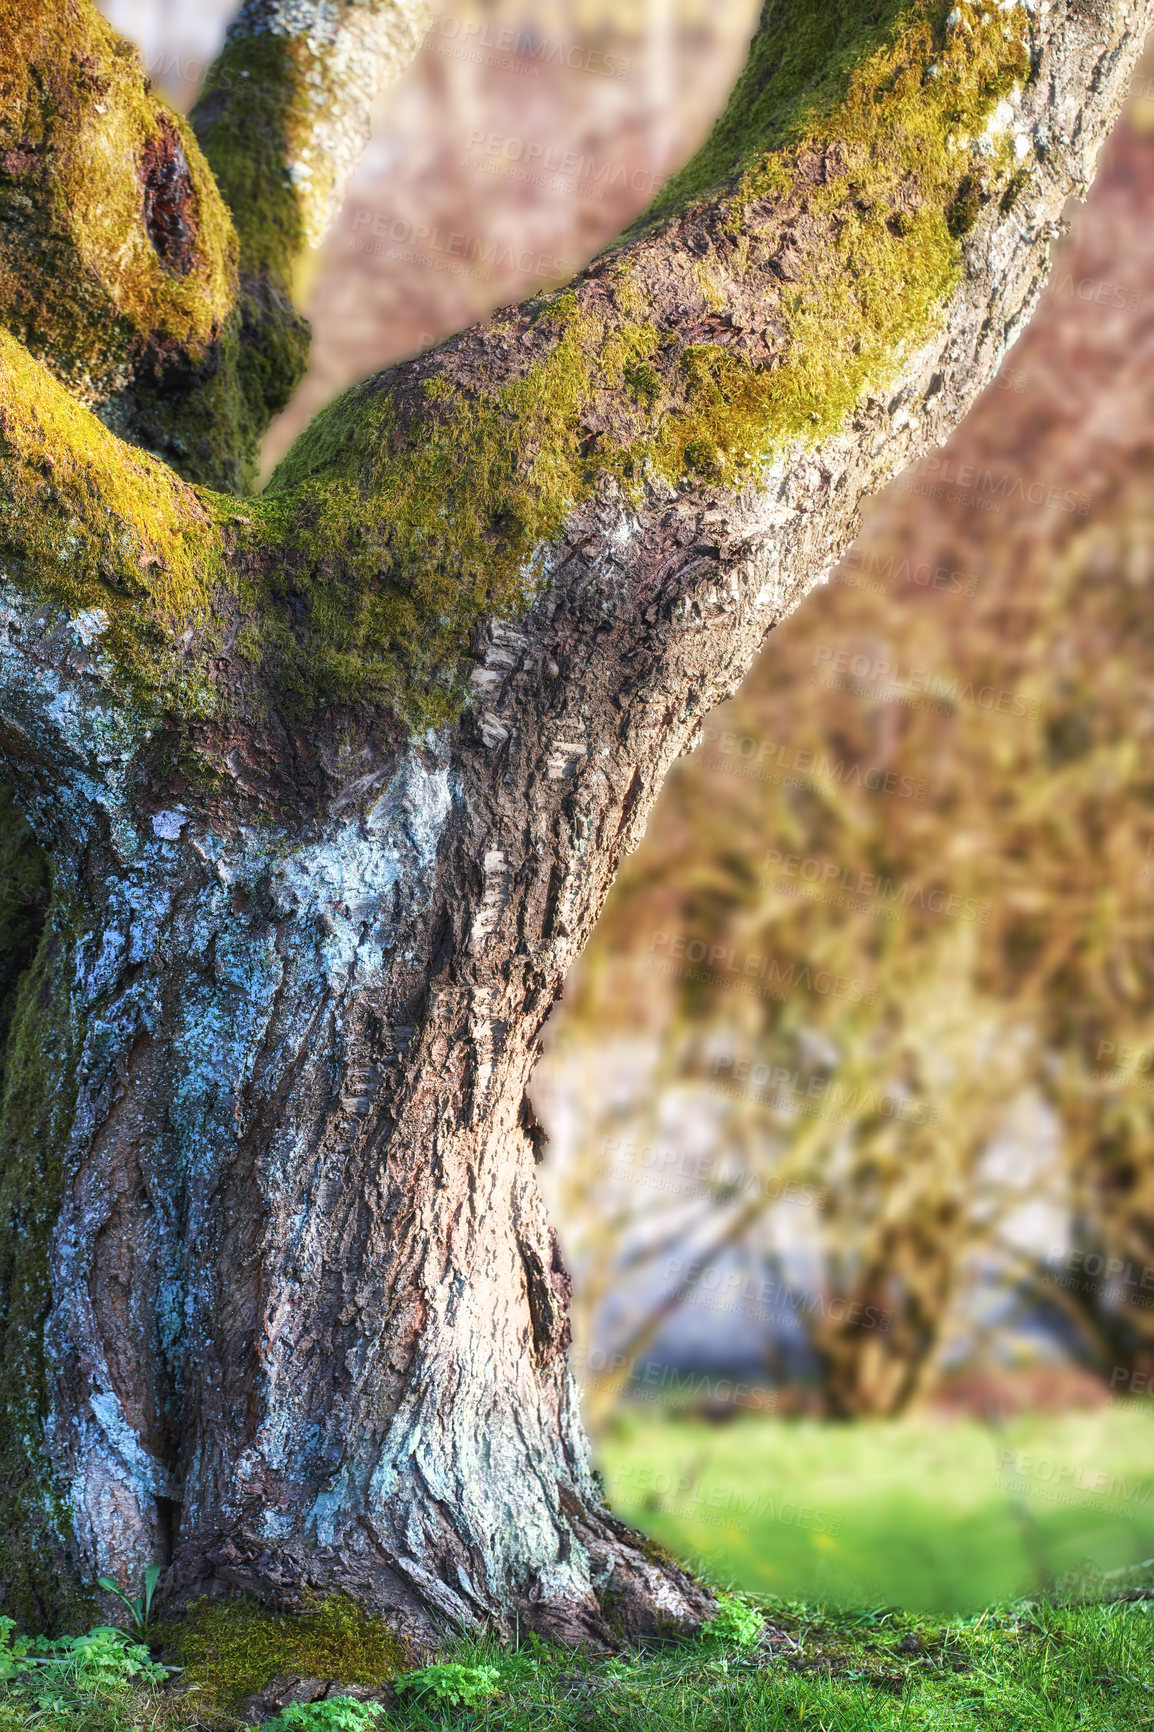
{"left": 0, "top": 0, "right": 432, "bottom": 494}
{"left": 3, "top": 0, "right": 1143, "bottom": 754}
{"left": 192, "top": 0, "right": 435, "bottom": 288}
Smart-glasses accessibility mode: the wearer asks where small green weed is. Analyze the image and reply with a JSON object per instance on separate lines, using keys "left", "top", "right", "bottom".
{"left": 260, "top": 1697, "right": 385, "bottom": 1732}
{"left": 38, "top": 1627, "right": 167, "bottom": 1692}
{"left": 96, "top": 1562, "right": 162, "bottom": 1642}
{"left": 393, "top": 1661, "right": 502, "bottom": 1711}
{"left": 0, "top": 1618, "right": 169, "bottom": 1724}
{"left": 0, "top": 1622, "right": 30, "bottom": 1684}
{"left": 701, "top": 1595, "right": 766, "bottom": 1649}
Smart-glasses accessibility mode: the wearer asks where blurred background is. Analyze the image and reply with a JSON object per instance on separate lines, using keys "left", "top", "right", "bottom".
{"left": 100, "top": 0, "right": 1154, "bottom": 1617}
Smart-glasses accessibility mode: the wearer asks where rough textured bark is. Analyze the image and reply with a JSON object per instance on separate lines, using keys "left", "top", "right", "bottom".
{"left": 0, "top": 0, "right": 1149, "bottom": 1653}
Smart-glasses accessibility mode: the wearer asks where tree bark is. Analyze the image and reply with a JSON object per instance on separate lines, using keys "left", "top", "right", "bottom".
{"left": 0, "top": 0, "right": 1149, "bottom": 1651}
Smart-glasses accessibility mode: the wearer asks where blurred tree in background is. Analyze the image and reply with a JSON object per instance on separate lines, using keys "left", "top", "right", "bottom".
{"left": 541, "top": 98, "right": 1154, "bottom": 1420}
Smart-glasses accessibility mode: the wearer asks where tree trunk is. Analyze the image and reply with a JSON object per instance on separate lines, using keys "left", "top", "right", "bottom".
{"left": 0, "top": 0, "right": 1150, "bottom": 1651}
{"left": 0, "top": 573, "right": 726, "bottom": 1642}
{"left": 0, "top": 760, "right": 705, "bottom": 1647}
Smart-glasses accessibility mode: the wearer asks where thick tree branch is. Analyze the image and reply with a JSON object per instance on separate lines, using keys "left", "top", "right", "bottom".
{"left": 192, "top": 0, "right": 435, "bottom": 285}
{"left": 0, "top": 0, "right": 431, "bottom": 494}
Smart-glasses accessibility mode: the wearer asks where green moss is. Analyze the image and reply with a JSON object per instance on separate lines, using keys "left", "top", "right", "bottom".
{"left": 0, "top": 887, "right": 92, "bottom": 1632}
{"left": 0, "top": 329, "right": 226, "bottom": 713}
{"left": 125, "top": 285, "right": 310, "bottom": 495}
{"left": 245, "top": 297, "right": 598, "bottom": 727}
{"left": 157, "top": 1595, "right": 403, "bottom": 1714}
{"left": 0, "top": 0, "right": 237, "bottom": 403}
{"left": 642, "top": 0, "right": 1028, "bottom": 221}
{"left": 947, "top": 170, "right": 986, "bottom": 236}
{"left": 631, "top": 0, "right": 1031, "bottom": 467}
{"left": 240, "top": 0, "right": 1032, "bottom": 728}
{"left": 191, "top": 33, "right": 307, "bottom": 291}
{"left": 598, "top": 321, "right": 663, "bottom": 390}
{"left": 191, "top": 20, "right": 381, "bottom": 297}
{"left": 623, "top": 359, "right": 662, "bottom": 410}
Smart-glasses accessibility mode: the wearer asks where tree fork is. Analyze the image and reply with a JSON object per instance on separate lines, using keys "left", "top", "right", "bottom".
{"left": 0, "top": 0, "right": 1150, "bottom": 1651}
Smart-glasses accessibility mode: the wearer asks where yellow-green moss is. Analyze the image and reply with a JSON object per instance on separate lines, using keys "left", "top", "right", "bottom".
{"left": 635, "top": 0, "right": 1031, "bottom": 469}
{"left": 0, "top": 329, "right": 227, "bottom": 714}
{"left": 191, "top": 33, "right": 308, "bottom": 291}
{"left": 643, "top": 0, "right": 1028, "bottom": 220}
{"left": 157, "top": 1595, "right": 403, "bottom": 1714}
{"left": 0, "top": 0, "right": 236, "bottom": 403}
{"left": 245, "top": 296, "right": 599, "bottom": 727}
{"left": 123, "top": 287, "right": 311, "bottom": 496}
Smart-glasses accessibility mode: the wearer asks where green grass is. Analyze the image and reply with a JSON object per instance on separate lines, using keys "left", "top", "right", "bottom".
{"left": 598, "top": 1405, "right": 1154, "bottom": 1615}
{"left": 2, "top": 1581, "right": 1154, "bottom": 1729}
